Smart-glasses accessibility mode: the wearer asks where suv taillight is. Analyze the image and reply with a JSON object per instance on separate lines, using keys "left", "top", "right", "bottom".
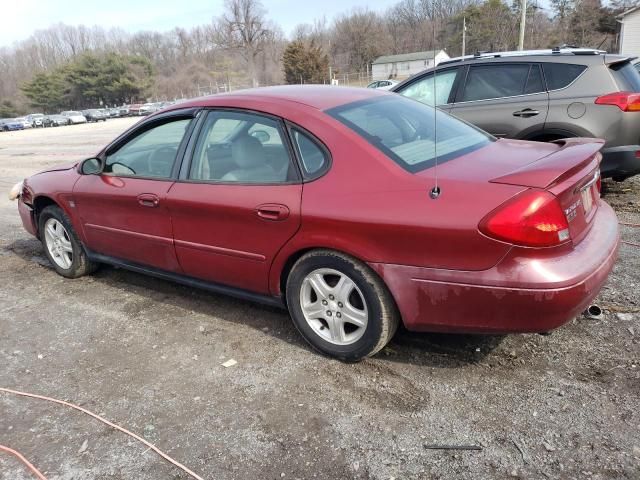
{"left": 595, "top": 91, "right": 640, "bottom": 111}
{"left": 479, "top": 190, "right": 570, "bottom": 248}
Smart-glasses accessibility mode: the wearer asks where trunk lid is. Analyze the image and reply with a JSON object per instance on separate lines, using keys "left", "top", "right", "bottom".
{"left": 490, "top": 137, "right": 604, "bottom": 245}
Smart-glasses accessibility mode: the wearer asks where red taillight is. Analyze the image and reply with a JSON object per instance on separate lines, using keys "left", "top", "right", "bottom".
{"left": 479, "top": 190, "right": 570, "bottom": 247}
{"left": 595, "top": 91, "right": 640, "bottom": 111}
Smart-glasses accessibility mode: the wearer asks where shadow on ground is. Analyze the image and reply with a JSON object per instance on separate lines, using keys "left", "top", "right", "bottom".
{"left": 4, "top": 237, "right": 505, "bottom": 368}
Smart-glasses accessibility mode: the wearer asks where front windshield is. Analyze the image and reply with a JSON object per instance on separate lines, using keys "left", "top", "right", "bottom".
{"left": 326, "top": 95, "right": 493, "bottom": 173}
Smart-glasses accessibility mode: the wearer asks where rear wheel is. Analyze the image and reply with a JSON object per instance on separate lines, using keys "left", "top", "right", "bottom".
{"left": 286, "top": 250, "right": 399, "bottom": 362}
{"left": 39, "top": 205, "right": 97, "bottom": 278}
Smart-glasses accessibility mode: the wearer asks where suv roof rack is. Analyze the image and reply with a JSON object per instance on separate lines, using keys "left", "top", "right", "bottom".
{"left": 439, "top": 48, "right": 606, "bottom": 66}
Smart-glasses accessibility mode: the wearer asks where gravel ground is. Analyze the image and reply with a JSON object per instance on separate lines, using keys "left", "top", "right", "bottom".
{"left": 0, "top": 120, "right": 638, "bottom": 480}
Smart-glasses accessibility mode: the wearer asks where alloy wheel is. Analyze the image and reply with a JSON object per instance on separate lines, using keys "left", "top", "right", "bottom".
{"left": 299, "top": 268, "right": 368, "bottom": 345}
{"left": 43, "top": 218, "right": 73, "bottom": 269}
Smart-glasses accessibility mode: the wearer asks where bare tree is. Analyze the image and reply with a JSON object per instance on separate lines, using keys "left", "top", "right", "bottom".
{"left": 213, "top": 0, "right": 273, "bottom": 86}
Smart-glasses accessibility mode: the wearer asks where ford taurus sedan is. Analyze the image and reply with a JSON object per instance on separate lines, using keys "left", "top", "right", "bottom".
{"left": 10, "top": 86, "right": 619, "bottom": 361}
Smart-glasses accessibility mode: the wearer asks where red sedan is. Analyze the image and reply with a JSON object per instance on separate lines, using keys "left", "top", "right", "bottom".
{"left": 11, "top": 86, "right": 619, "bottom": 361}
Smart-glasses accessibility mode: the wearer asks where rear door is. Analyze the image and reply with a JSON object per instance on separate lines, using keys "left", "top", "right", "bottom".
{"left": 395, "top": 67, "right": 461, "bottom": 113}
{"left": 166, "top": 109, "right": 303, "bottom": 294}
{"left": 450, "top": 63, "right": 549, "bottom": 138}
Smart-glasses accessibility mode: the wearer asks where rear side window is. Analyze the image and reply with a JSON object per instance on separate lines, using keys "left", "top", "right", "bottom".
{"left": 327, "top": 95, "right": 492, "bottom": 173}
{"left": 462, "top": 64, "right": 534, "bottom": 101}
{"left": 524, "top": 65, "right": 544, "bottom": 94}
{"left": 291, "top": 128, "right": 329, "bottom": 178}
{"left": 542, "top": 63, "right": 587, "bottom": 90}
{"left": 609, "top": 61, "right": 640, "bottom": 92}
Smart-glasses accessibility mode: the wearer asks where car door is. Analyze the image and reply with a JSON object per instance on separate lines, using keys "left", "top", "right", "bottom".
{"left": 166, "top": 109, "right": 303, "bottom": 294}
{"left": 73, "top": 111, "right": 198, "bottom": 272}
{"left": 449, "top": 63, "right": 549, "bottom": 138}
{"left": 395, "top": 67, "right": 461, "bottom": 113}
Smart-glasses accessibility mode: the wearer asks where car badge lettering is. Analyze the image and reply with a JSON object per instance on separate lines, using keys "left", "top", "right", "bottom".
{"left": 564, "top": 199, "right": 581, "bottom": 222}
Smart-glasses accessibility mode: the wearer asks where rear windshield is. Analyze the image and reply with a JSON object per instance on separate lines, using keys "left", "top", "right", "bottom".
{"left": 327, "top": 95, "right": 492, "bottom": 173}
{"left": 609, "top": 61, "right": 640, "bottom": 92}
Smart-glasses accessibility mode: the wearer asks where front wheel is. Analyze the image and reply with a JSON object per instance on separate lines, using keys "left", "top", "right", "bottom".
{"left": 39, "top": 205, "right": 97, "bottom": 278}
{"left": 286, "top": 250, "right": 400, "bottom": 362}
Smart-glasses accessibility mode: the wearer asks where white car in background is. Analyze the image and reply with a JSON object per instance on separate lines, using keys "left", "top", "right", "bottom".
{"left": 27, "top": 113, "right": 45, "bottom": 127}
{"left": 138, "top": 102, "right": 162, "bottom": 115}
{"left": 60, "top": 111, "right": 87, "bottom": 124}
{"left": 367, "top": 80, "right": 399, "bottom": 90}
{"left": 14, "top": 117, "right": 33, "bottom": 129}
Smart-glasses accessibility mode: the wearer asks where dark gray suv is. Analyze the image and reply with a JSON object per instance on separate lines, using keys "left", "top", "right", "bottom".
{"left": 392, "top": 48, "right": 640, "bottom": 180}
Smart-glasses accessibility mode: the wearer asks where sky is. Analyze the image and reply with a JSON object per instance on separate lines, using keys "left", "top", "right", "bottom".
{"left": 1, "top": 0, "right": 400, "bottom": 48}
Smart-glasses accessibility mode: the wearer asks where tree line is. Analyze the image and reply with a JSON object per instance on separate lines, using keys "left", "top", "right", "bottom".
{"left": 1, "top": 0, "right": 637, "bottom": 114}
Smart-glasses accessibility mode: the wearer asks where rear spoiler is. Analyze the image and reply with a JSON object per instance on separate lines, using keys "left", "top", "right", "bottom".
{"left": 490, "top": 138, "right": 604, "bottom": 189}
{"left": 604, "top": 54, "right": 637, "bottom": 66}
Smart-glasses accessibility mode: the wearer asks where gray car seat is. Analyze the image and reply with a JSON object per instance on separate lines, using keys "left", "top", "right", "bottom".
{"left": 221, "top": 135, "right": 280, "bottom": 182}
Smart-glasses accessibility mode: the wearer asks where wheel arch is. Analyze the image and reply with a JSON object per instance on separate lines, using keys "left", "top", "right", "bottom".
{"left": 32, "top": 195, "right": 60, "bottom": 237}
{"left": 273, "top": 244, "right": 399, "bottom": 314}
{"left": 519, "top": 127, "right": 587, "bottom": 142}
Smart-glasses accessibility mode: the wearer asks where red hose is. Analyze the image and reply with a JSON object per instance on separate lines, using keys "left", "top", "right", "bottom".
{"left": 0, "top": 387, "right": 204, "bottom": 480}
{"left": 0, "top": 444, "right": 47, "bottom": 480}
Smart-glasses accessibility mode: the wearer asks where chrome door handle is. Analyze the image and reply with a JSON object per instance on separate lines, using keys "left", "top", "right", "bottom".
{"left": 513, "top": 109, "right": 540, "bottom": 118}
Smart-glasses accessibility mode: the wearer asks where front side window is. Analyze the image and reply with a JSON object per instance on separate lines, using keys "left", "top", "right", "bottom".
{"left": 189, "top": 110, "right": 296, "bottom": 183}
{"left": 398, "top": 69, "right": 458, "bottom": 106}
{"left": 327, "top": 95, "right": 492, "bottom": 173}
{"left": 462, "top": 64, "right": 533, "bottom": 101}
{"left": 104, "top": 118, "right": 191, "bottom": 178}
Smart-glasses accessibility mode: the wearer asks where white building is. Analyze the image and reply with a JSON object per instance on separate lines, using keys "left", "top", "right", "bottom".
{"left": 618, "top": 7, "right": 640, "bottom": 59}
{"left": 371, "top": 50, "right": 450, "bottom": 81}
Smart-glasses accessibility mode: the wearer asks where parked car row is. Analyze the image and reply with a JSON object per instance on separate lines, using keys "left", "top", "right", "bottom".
{"left": 1, "top": 102, "right": 181, "bottom": 132}
{"left": 127, "top": 101, "right": 176, "bottom": 116}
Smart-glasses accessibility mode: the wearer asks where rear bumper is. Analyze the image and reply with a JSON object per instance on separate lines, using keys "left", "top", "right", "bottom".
{"left": 600, "top": 145, "right": 640, "bottom": 179}
{"left": 370, "top": 201, "right": 619, "bottom": 334}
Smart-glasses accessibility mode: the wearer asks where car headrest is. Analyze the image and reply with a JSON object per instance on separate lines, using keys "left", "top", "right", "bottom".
{"left": 232, "top": 135, "right": 265, "bottom": 168}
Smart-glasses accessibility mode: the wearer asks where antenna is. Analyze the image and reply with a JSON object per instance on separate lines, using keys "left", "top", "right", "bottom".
{"left": 430, "top": 10, "right": 440, "bottom": 200}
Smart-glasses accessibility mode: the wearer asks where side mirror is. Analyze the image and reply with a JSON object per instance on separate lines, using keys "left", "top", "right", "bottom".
{"left": 250, "top": 130, "right": 270, "bottom": 144}
{"left": 80, "top": 157, "right": 103, "bottom": 175}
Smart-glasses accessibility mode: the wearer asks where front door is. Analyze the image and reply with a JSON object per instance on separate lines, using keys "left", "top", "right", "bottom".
{"left": 73, "top": 114, "right": 195, "bottom": 272}
{"left": 450, "top": 63, "right": 549, "bottom": 139}
{"left": 166, "top": 109, "right": 303, "bottom": 294}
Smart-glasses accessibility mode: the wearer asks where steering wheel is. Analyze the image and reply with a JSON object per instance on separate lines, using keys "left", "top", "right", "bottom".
{"left": 147, "top": 146, "right": 178, "bottom": 176}
{"left": 110, "top": 162, "right": 136, "bottom": 176}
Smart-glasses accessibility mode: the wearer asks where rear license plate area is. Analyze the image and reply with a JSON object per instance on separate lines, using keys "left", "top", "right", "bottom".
{"left": 581, "top": 184, "right": 595, "bottom": 214}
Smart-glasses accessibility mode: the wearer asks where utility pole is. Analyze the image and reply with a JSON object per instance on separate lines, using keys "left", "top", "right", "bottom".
{"left": 518, "top": 0, "right": 526, "bottom": 51}
{"left": 462, "top": 17, "right": 466, "bottom": 57}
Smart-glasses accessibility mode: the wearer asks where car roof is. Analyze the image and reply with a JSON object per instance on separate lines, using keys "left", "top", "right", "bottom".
{"left": 174, "top": 85, "right": 388, "bottom": 111}
{"left": 438, "top": 48, "right": 633, "bottom": 66}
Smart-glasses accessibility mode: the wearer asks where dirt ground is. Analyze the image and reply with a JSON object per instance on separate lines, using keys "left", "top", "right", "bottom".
{"left": 0, "top": 119, "right": 638, "bottom": 480}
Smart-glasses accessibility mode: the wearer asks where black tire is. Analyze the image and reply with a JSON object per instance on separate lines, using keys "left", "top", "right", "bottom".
{"left": 38, "top": 205, "right": 97, "bottom": 278}
{"left": 286, "top": 249, "right": 400, "bottom": 362}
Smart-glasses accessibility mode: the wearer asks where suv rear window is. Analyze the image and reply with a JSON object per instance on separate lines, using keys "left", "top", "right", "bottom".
{"left": 327, "top": 96, "right": 492, "bottom": 173}
{"left": 542, "top": 63, "right": 586, "bottom": 90}
{"left": 609, "top": 61, "right": 640, "bottom": 92}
